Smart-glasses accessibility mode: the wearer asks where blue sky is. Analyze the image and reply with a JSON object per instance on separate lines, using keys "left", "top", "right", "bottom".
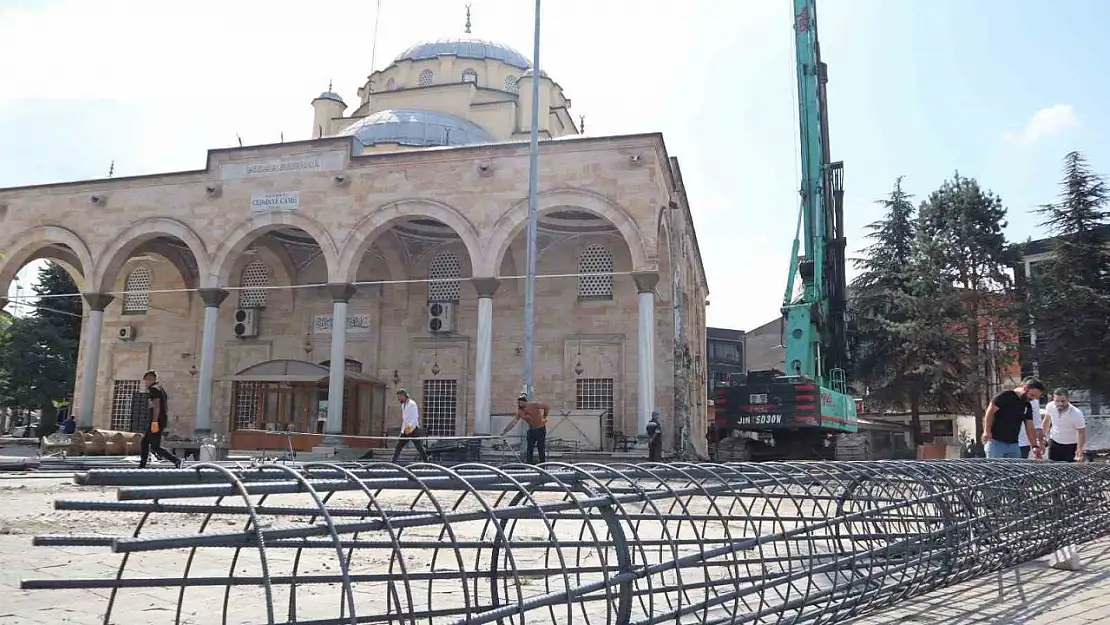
{"left": 1, "top": 0, "right": 1106, "bottom": 330}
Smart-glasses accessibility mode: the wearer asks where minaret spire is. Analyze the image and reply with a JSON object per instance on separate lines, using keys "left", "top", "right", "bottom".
{"left": 465, "top": 3, "right": 472, "bottom": 34}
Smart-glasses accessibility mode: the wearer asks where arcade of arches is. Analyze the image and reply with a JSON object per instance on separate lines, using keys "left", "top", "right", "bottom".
{"left": 0, "top": 35, "right": 708, "bottom": 457}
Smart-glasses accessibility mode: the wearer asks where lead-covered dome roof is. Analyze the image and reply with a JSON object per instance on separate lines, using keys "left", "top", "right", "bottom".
{"left": 337, "top": 109, "right": 495, "bottom": 148}
{"left": 393, "top": 38, "right": 532, "bottom": 70}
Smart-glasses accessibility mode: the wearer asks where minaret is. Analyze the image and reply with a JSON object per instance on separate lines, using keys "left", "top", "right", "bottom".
{"left": 311, "top": 79, "right": 347, "bottom": 138}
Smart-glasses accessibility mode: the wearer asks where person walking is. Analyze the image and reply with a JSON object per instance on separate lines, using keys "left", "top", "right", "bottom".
{"left": 500, "top": 393, "right": 549, "bottom": 464}
{"left": 390, "top": 388, "right": 429, "bottom": 463}
{"left": 1041, "top": 388, "right": 1087, "bottom": 463}
{"left": 646, "top": 411, "right": 663, "bottom": 462}
{"left": 981, "top": 377, "right": 1046, "bottom": 459}
{"left": 138, "top": 371, "right": 182, "bottom": 469}
{"left": 1018, "top": 398, "right": 1044, "bottom": 459}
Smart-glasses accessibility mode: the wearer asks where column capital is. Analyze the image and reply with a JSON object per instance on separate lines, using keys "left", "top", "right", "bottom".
{"left": 81, "top": 292, "right": 114, "bottom": 312}
{"left": 327, "top": 282, "right": 357, "bottom": 303}
{"left": 471, "top": 277, "right": 502, "bottom": 299}
{"left": 632, "top": 271, "right": 660, "bottom": 294}
{"left": 197, "top": 288, "right": 230, "bottom": 308}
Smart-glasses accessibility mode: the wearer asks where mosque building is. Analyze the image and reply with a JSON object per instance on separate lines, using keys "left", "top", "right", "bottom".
{"left": 0, "top": 25, "right": 709, "bottom": 458}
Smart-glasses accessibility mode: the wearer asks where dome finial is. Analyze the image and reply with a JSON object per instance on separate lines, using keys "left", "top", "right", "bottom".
{"left": 328, "top": 78, "right": 333, "bottom": 92}
{"left": 464, "top": 3, "right": 472, "bottom": 34}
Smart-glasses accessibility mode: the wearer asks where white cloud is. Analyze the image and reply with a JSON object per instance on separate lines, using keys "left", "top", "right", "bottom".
{"left": 1003, "top": 104, "right": 1079, "bottom": 145}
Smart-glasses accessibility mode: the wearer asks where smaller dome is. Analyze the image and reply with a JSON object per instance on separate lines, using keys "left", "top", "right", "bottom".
{"left": 394, "top": 38, "right": 532, "bottom": 70}
{"left": 336, "top": 109, "right": 495, "bottom": 148}
{"left": 313, "top": 91, "right": 345, "bottom": 105}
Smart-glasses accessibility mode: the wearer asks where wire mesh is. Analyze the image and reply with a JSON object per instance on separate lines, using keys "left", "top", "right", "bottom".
{"left": 20, "top": 460, "right": 1110, "bottom": 625}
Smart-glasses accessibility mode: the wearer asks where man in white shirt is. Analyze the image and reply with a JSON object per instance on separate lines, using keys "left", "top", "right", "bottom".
{"left": 1018, "top": 398, "right": 1044, "bottom": 459}
{"left": 1042, "top": 388, "right": 1086, "bottom": 463}
{"left": 390, "top": 388, "right": 429, "bottom": 463}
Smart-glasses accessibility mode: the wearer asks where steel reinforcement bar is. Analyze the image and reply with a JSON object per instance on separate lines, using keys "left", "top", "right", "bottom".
{"left": 20, "top": 460, "right": 1110, "bottom": 625}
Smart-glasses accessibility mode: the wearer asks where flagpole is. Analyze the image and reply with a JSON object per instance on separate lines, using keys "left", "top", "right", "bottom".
{"left": 522, "top": 0, "right": 542, "bottom": 400}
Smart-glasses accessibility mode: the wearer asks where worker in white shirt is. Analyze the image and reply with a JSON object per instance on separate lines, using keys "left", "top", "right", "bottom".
{"left": 1018, "top": 398, "right": 1045, "bottom": 459}
{"left": 1041, "top": 388, "right": 1087, "bottom": 463}
{"left": 390, "top": 388, "right": 429, "bottom": 463}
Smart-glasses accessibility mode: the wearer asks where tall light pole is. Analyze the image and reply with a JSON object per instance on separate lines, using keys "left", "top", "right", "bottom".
{"left": 522, "top": 0, "right": 542, "bottom": 400}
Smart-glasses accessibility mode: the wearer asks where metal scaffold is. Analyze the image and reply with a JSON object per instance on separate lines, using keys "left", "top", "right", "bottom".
{"left": 20, "top": 460, "right": 1110, "bottom": 625}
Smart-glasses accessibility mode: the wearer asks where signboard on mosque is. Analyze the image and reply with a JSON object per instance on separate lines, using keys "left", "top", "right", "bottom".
{"left": 250, "top": 191, "right": 300, "bottom": 213}
{"left": 312, "top": 314, "right": 372, "bottom": 335}
{"left": 221, "top": 151, "right": 345, "bottom": 180}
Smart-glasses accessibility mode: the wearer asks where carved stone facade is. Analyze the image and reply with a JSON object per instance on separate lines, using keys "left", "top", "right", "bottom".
{"left": 0, "top": 37, "right": 709, "bottom": 457}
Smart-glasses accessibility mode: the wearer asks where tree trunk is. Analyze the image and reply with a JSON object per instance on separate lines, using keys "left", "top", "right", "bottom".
{"left": 909, "top": 394, "right": 923, "bottom": 448}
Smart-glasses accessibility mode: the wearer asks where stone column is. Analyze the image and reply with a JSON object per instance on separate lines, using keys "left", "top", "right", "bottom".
{"left": 195, "top": 288, "right": 229, "bottom": 438}
{"left": 78, "top": 293, "right": 114, "bottom": 429}
{"left": 325, "top": 283, "right": 356, "bottom": 438}
{"left": 471, "top": 278, "right": 501, "bottom": 436}
{"left": 633, "top": 272, "right": 659, "bottom": 438}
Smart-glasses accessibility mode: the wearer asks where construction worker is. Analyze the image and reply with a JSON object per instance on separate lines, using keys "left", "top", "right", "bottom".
{"left": 646, "top": 411, "right": 663, "bottom": 461}
{"left": 500, "top": 393, "right": 549, "bottom": 464}
{"left": 1042, "top": 388, "right": 1087, "bottom": 463}
{"left": 138, "top": 370, "right": 182, "bottom": 469}
{"left": 390, "top": 388, "right": 428, "bottom": 463}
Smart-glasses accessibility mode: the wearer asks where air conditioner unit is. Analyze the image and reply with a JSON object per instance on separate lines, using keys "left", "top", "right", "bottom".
{"left": 427, "top": 302, "right": 456, "bottom": 334}
{"left": 233, "top": 308, "right": 259, "bottom": 338}
{"left": 117, "top": 326, "right": 135, "bottom": 341}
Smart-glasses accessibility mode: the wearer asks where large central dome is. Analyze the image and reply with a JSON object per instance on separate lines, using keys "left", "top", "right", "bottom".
{"left": 393, "top": 37, "right": 532, "bottom": 70}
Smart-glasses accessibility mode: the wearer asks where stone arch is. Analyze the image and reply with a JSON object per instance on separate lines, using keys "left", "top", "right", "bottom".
{"left": 337, "top": 198, "right": 482, "bottom": 284}
{"left": 0, "top": 225, "right": 94, "bottom": 294}
{"left": 92, "top": 217, "right": 210, "bottom": 294}
{"left": 208, "top": 212, "right": 340, "bottom": 288}
{"left": 479, "top": 188, "right": 651, "bottom": 276}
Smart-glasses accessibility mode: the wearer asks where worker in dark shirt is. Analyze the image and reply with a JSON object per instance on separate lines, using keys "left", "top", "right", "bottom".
{"left": 139, "top": 370, "right": 182, "bottom": 469}
{"left": 500, "top": 393, "right": 549, "bottom": 464}
{"left": 646, "top": 411, "right": 663, "bottom": 461}
{"left": 981, "top": 377, "right": 1046, "bottom": 459}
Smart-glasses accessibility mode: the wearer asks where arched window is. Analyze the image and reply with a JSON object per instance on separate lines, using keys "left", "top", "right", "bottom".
{"left": 418, "top": 70, "right": 434, "bottom": 87}
{"left": 577, "top": 244, "right": 613, "bottom": 300}
{"left": 504, "top": 75, "right": 519, "bottom": 94}
{"left": 238, "top": 260, "right": 270, "bottom": 309}
{"left": 385, "top": 78, "right": 397, "bottom": 90}
{"left": 428, "top": 252, "right": 462, "bottom": 302}
{"left": 122, "top": 265, "right": 152, "bottom": 313}
{"left": 461, "top": 68, "right": 478, "bottom": 84}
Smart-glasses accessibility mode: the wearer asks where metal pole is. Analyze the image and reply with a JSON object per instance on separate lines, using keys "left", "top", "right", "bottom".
{"left": 522, "top": 0, "right": 542, "bottom": 400}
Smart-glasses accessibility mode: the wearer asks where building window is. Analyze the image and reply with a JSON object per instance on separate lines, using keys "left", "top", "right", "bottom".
{"left": 322, "top": 359, "right": 363, "bottom": 373}
{"left": 577, "top": 244, "right": 614, "bottom": 300}
{"left": 576, "top": 378, "right": 615, "bottom": 411}
{"left": 461, "top": 69, "right": 478, "bottom": 84}
{"left": 122, "top": 266, "right": 152, "bottom": 314}
{"left": 504, "top": 75, "right": 518, "bottom": 93}
{"left": 386, "top": 78, "right": 397, "bottom": 90}
{"left": 238, "top": 261, "right": 270, "bottom": 309}
{"left": 422, "top": 379, "right": 458, "bottom": 436}
{"left": 708, "top": 341, "right": 743, "bottom": 366}
{"left": 418, "top": 70, "right": 434, "bottom": 87}
{"left": 427, "top": 252, "right": 462, "bottom": 302}
{"left": 233, "top": 382, "right": 262, "bottom": 430}
{"left": 110, "top": 379, "right": 143, "bottom": 430}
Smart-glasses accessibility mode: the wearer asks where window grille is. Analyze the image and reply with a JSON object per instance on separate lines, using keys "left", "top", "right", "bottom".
{"left": 386, "top": 78, "right": 397, "bottom": 90}
{"left": 122, "top": 266, "right": 152, "bottom": 313}
{"left": 577, "top": 244, "right": 614, "bottom": 300}
{"left": 576, "top": 377, "right": 615, "bottom": 434}
{"left": 461, "top": 69, "right": 478, "bottom": 83}
{"left": 110, "top": 380, "right": 143, "bottom": 430}
{"left": 504, "top": 75, "right": 519, "bottom": 93}
{"left": 238, "top": 261, "right": 270, "bottom": 309}
{"left": 427, "top": 252, "right": 462, "bottom": 302}
{"left": 421, "top": 379, "right": 458, "bottom": 436}
{"left": 418, "top": 70, "right": 434, "bottom": 87}
{"left": 233, "top": 382, "right": 262, "bottom": 430}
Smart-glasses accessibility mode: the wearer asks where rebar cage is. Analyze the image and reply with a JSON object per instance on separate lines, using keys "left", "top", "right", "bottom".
{"left": 21, "top": 460, "right": 1110, "bottom": 625}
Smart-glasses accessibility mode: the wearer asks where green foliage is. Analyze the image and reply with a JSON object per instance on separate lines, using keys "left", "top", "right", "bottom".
{"left": 1026, "top": 151, "right": 1110, "bottom": 397}
{"left": 848, "top": 179, "right": 970, "bottom": 443}
{"left": 0, "top": 263, "right": 82, "bottom": 427}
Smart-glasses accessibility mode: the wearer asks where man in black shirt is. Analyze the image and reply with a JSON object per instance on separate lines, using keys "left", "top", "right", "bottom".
{"left": 981, "top": 377, "right": 1046, "bottom": 459}
{"left": 139, "top": 370, "right": 182, "bottom": 468}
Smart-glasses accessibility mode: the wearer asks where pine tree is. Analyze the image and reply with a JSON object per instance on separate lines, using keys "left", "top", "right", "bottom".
{"left": 1028, "top": 151, "right": 1110, "bottom": 398}
{"left": 917, "top": 173, "right": 1017, "bottom": 435}
{"left": 0, "top": 262, "right": 82, "bottom": 434}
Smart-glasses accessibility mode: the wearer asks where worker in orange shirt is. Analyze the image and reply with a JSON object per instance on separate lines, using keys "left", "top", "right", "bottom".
{"left": 500, "top": 392, "right": 550, "bottom": 464}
